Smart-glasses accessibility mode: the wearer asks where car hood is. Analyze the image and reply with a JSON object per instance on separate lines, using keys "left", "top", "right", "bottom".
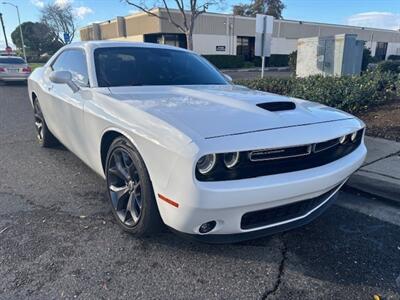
{"left": 108, "top": 85, "right": 354, "bottom": 140}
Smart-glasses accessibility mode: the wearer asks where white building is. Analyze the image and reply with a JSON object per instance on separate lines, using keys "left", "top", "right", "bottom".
{"left": 80, "top": 8, "right": 400, "bottom": 61}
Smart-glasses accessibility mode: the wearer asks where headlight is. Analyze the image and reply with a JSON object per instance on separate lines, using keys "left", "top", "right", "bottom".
{"left": 350, "top": 131, "right": 358, "bottom": 142}
{"left": 339, "top": 135, "right": 347, "bottom": 144}
{"left": 223, "top": 152, "right": 240, "bottom": 169}
{"left": 196, "top": 154, "right": 216, "bottom": 175}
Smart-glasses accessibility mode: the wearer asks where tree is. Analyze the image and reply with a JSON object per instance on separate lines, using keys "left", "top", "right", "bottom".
{"left": 233, "top": 0, "right": 285, "bottom": 19}
{"left": 11, "top": 22, "right": 63, "bottom": 58}
{"left": 123, "top": 0, "right": 220, "bottom": 50}
{"left": 40, "top": 3, "right": 76, "bottom": 45}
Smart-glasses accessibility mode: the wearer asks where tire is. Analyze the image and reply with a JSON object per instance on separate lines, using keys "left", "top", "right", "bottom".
{"left": 105, "top": 136, "right": 163, "bottom": 236}
{"left": 33, "top": 99, "right": 59, "bottom": 148}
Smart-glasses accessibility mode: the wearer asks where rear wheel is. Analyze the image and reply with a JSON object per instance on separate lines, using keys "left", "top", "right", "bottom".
{"left": 105, "top": 137, "right": 163, "bottom": 236}
{"left": 33, "top": 99, "right": 59, "bottom": 147}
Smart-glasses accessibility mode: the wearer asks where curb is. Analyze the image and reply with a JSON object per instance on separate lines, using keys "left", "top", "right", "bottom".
{"left": 347, "top": 170, "right": 400, "bottom": 204}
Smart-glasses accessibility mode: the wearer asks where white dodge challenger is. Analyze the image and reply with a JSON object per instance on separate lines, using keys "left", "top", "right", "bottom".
{"left": 28, "top": 41, "right": 367, "bottom": 243}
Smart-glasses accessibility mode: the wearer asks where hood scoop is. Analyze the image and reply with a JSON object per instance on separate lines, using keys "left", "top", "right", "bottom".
{"left": 257, "top": 101, "right": 296, "bottom": 112}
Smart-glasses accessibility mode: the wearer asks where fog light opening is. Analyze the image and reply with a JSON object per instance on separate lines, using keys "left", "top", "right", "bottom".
{"left": 199, "top": 221, "right": 217, "bottom": 234}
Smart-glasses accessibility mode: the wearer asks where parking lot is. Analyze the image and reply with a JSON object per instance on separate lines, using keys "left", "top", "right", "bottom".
{"left": 0, "top": 82, "right": 399, "bottom": 299}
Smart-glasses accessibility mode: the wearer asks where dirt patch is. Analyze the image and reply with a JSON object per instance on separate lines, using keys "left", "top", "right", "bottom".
{"left": 356, "top": 99, "right": 400, "bottom": 142}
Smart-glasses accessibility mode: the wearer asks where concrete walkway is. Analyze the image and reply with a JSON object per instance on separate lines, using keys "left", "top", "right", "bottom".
{"left": 347, "top": 136, "right": 400, "bottom": 203}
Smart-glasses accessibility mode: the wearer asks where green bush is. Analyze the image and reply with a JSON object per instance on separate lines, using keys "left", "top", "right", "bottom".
{"left": 388, "top": 55, "right": 400, "bottom": 61}
{"left": 288, "top": 51, "right": 297, "bottom": 71}
{"left": 375, "top": 60, "right": 400, "bottom": 74}
{"left": 203, "top": 55, "right": 246, "bottom": 69}
{"left": 203, "top": 54, "right": 290, "bottom": 69}
{"left": 235, "top": 71, "right": 398, "bottom": 113}
{"left": 253, "top": 54, "right": 290, "bottom": 67}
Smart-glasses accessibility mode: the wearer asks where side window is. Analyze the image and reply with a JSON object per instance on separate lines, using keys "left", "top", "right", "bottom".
{"left": 52, "top": 50, "right": 89, "bottom": 87}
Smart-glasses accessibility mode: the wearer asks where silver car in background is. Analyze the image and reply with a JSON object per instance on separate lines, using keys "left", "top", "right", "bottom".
{"left": 0, "top": 56, "right": 31, "bottom": 83}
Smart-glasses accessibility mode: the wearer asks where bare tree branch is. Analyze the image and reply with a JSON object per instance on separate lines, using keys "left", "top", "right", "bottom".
{"left": 123, "top": 0, "right": 223, "bottom": 50}
{"left": 40, "top": 3, "right": 76, "bottom": 45}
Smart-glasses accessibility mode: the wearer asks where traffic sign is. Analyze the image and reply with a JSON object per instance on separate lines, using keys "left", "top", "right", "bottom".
{"left": 63, "top": 32, "right": 70, "bottom": 44}
{"left": 255, "top": 14, "right": 274, "bottom": 78}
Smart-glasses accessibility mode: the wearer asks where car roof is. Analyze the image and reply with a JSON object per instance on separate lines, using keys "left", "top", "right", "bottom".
{"left": 64, "top": 40, "right": 190, "bottom": 53}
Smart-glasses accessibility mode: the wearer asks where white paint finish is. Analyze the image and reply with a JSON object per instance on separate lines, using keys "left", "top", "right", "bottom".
{"left": 28, "top": 41, "right": 366, "bottom": 236}
{"left": 108, "top": 85, "right": 359, "bottom": 141}
{"left": 271, "top": 37, "right": 298, "bottom": 55}
{"left": 365, "top": 41, "right": 377, "bottom": 56}
{"left": 386, "top": 42, "right": 400, "bottom": 58}
{"left": 193, "top": 34, "right": 235, "bottom": 55}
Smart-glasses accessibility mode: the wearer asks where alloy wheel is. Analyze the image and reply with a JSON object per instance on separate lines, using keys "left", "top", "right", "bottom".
{"left": 107, "top": 148, "right": 142, "bottom": 227}
{"left": 33, "top": 102, "right": 44, "bottom": 142}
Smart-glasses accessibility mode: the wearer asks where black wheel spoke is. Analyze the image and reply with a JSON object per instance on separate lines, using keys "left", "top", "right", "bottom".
{"left": 109, "top": 184, "right": 129, "bottom": 209}
{"left": 129, "top": 193, "right": 140, "bottom": 223}
{"left": 33, "top": 106, "right": 44, "bottom": 141}
{"left": 107, "top": 147, "right": 143, "bottom": 227}
{"left": 108, "top": 166, "right": 126, "bottom": 181}
{"left": 113, "top": 151, "right": 130, "bottom": 181}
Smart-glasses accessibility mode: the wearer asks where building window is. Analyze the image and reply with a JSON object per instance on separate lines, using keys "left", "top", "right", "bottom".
{"left": 237, "top": 36, "right": 255, "bottom": 60}
{"left": 375, "top": 42, "right": 388, "bottom": 60}
{"left": 144, "top": 33, "right": 187, "bottom": 49}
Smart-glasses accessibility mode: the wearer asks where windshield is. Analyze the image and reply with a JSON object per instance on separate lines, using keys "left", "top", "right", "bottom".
{"left": 94, "top": 47, "right": 228, "bottom": 87}
{"left": 0, "top": 57, "right": 26, "bottom": 64}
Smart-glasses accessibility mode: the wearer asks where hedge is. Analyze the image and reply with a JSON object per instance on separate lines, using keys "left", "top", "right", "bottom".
{"left": 203, "top": 55, "right": 247, "bottom": 69}
{"left": 235, "top": 71, "right": 398, "bottom": 113}
{"left": 203, "top": 54, "right": 290, "bottom": 69}
{"left": 253, "top": 55, "right": 290, "bottom": 67}
{"left": 375, "top": 60, "right": 400, "bottom": 74}
{"left": 388, "top": 55, "right": 400, "bottom": 61}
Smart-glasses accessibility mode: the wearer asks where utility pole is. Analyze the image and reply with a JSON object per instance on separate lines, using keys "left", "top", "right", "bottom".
{"left": 2, "top": 2, "right": 26, "bottom": 61}
{"left": 0, "top": 12, "right": 8, "bottom": 48}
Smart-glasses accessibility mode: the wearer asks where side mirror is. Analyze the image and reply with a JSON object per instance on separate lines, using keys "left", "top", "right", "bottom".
{"left": 223, "top": 73, "right": 233, "bottom": 82}
{"left": 49, "top": 70, "right": 80, "bottom": 92}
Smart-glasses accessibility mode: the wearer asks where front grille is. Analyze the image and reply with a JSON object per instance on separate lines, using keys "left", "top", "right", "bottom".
{"left": 241, "top": 186, "right": 339, "bottom": 230}
{"left": 249, "top": 145, "right": 312, "bottom": 161}
{"left": 196, "top": 128, "right": 364, "bottom": 181}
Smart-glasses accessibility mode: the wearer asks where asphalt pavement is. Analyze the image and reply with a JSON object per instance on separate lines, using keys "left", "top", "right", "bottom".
{"left": 0, "top": 82, "right": 399, "bottom": 299}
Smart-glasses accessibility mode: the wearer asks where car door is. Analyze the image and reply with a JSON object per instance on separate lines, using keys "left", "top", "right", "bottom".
{"left": 43, "top": 49, "right": 91, "bottom": 162}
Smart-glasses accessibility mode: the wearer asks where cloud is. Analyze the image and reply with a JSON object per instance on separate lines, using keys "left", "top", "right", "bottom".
{"left": 74, "top": 6, "right": 94, "bottom": 19}
{"left": 346, "top": 12, "right": 400, "bottom": 30}
{"left": 54, "top": 0, "right": 73, "bottom": 9}
{"left": 31, "top": 0, "right": 45, "bottom": 8}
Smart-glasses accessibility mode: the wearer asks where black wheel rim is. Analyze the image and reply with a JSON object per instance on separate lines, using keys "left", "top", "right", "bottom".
{"left": 107, "top": 148, "right": 142, "bottom": 227}
{"left": 33, "top": 102, "right": 44, "bottom": 142}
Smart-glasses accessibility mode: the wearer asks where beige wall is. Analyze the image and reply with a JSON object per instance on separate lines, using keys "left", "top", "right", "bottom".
{"left": 110, "top": 35, "right": 144, "bottom": 42}
{"left": 100, "top": 21, "right": 118, "bottom": 40}
{"left": 79, "top": 8, "right": 400, "bottom": 57}
{"left": 193, "top": 34, "right": 236, "bottom": 55}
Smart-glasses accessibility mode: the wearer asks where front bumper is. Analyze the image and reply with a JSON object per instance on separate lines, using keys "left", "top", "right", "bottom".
{"left": 156, "top": 143, "right": 367, "bottom": 239}
{"left": 171, "top": 188, "right": 340, "bottom": 244}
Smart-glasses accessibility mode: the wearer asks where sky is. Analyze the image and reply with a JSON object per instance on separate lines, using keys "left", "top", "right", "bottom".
{"left": 0, "top": 0, "right": 399, "bottom": 49}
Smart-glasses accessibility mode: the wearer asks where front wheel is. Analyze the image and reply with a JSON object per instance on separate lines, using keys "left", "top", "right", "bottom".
{"left": 33, "top": 99, "right": 59, "bottom": 147}
{"left": 105, "top": 137, "right": 163, "bottom": 236}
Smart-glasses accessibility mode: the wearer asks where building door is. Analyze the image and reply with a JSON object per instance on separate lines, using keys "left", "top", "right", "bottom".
{"left": 237, "top": 36, "right": 255, "bottom": 60}
{"left": 375, "top": 42, "right": 388, "bottom": 60}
